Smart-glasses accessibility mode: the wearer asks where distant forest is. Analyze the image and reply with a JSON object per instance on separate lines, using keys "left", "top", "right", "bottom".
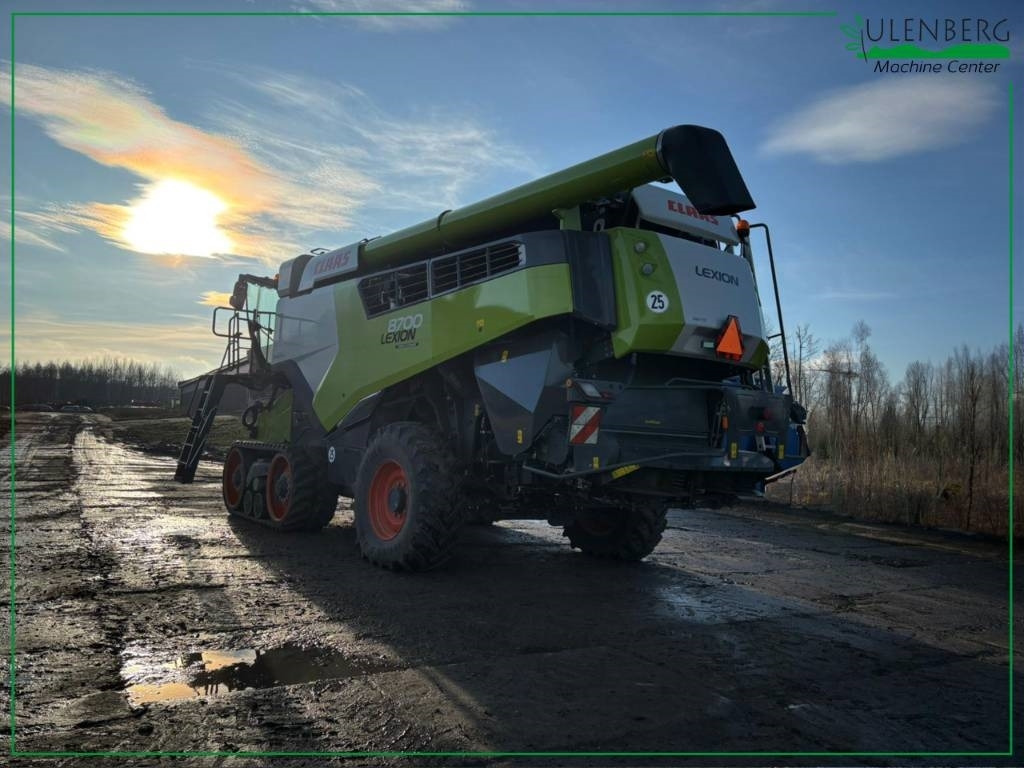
{"left": 768, "top": 322, "right": 1021, "bottom": 537}
{"left": 0, "top": 358, "right": 180, "bottom": 408}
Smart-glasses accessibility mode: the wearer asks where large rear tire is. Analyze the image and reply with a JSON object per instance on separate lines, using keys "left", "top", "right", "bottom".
{"left": 263, "top": 447, "right": 337, "bottom": 531}
{"left": 563, "top": 502, "right": 668, "bottom": 561}
{"left": 354, "top": 423, "right": 462, "bottom": 570}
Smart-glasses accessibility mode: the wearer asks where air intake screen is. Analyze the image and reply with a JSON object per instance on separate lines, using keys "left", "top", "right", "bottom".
{"left": 358, "top": 264, "right": 429, "bottom": 318}
{"left": 431, "top": 241, "right": 522, "bottom": 295}
{"left": 358, "top": 240, "right": 523, "bottom": 318}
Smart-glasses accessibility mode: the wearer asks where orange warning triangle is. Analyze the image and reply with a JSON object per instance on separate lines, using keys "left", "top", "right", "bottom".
{"left": 716, "top": 316, "right": 744, "bottom": 361}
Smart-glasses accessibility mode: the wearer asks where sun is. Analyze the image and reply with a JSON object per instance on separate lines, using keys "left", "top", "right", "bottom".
{"left": 122, "top": 179, "right": 233, "bottom": 257}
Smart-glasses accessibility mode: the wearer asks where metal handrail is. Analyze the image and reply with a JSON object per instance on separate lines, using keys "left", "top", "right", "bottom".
{"left": 211, "top": 306, "right": 276, "bottom": 370}
{"left": 749, "top": 223, "right": 792, "bottom": 396}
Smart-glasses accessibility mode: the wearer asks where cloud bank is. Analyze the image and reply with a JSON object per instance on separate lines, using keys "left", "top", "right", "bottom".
{"left": 761, "top": 77, "right": 1000, "bottom": 163}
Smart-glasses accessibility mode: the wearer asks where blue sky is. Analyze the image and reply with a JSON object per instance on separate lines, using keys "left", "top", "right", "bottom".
{"left": 1, "top": 0, "right": 1021, "bottom": 383}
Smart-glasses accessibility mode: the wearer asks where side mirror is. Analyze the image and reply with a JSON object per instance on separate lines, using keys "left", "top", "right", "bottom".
{"left": 229, "top": 277, "right": 247, "bottom": 310}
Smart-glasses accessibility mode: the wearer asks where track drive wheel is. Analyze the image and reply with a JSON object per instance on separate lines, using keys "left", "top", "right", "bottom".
{"left": 222, "top": 445, "right": 248, "bottom": 513}
{"left": 563, "top": 502, "right": 669, "bottom": 561}
{"left": 354, "top": 423, "right": 462, "bottom": 570}
{"left": 264, "top": 447, "right": 337, "bottom": 531}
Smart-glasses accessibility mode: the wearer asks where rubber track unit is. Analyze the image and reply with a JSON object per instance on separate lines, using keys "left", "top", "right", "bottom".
{"left": 353, "top": 422, "right": 463, "bottom": 571}
{"left": 563, "top": 503, "right": 669, "bottom": 561}
{"left": 228, "top": 441, "right": 337, "bottom": 531}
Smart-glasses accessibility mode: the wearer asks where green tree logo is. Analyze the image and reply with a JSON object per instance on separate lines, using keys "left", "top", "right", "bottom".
{"left": 841, "top": 15, "right": 867, "bottom": 61}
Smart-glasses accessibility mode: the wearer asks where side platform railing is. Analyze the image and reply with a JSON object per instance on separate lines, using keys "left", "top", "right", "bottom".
{"left": 173, "top": 308, "right": 276, "bottom": 483}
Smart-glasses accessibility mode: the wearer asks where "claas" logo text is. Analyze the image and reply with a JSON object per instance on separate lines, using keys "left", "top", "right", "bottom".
{"left": 667, "top": 200, "right": 719, "bottom": 226}
{"left": 314, "top": 249, "right": 352, "bottom": 275}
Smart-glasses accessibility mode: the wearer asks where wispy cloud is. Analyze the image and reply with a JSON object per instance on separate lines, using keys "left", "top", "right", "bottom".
{"left": 206, "top": 65, "right": 538, "bottom": 224}
{"left": 760, "top": 77, "right": 1000, "bottom": 163}
{"left": 295, "top": 0, "right": 470, "bottom": 30}
{"left": 2, "top": 215, "right": 63, "bottom": 252}
{"left": 3, "top": 60, "right": 532, "bottom": 264}
{"left": 0, "top": 196, "right": 82, "bottom": 251}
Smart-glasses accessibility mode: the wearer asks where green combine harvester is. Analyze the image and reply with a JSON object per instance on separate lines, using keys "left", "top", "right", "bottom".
{"left": 175, "top": 124, "right": 809, "bottom": 570}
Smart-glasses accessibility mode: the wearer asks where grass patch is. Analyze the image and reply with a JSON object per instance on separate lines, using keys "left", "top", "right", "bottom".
{"left": 105, "top": 415, "right": 248, "bottom": 460}
{"left": 766, "top": 454, "right": 1019, "bottom": 539}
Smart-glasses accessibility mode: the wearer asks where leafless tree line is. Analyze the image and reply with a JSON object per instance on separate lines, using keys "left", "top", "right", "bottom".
{"left": 0, "top": 357, "right": 180, "bottom": 408}
{"left": 772, "top": 321, "right": 1022, "bottom": 536}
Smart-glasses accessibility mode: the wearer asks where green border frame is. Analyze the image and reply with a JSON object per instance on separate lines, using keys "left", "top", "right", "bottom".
{"left": 6, "top": 7, "right": 1015, "bottom": 765}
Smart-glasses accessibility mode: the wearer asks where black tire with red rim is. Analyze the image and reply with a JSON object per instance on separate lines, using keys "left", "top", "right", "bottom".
{"left": 563, "top": 503, "right": 668, "bottom": 560}
{"left": 222, "top": 446, "right": 248, "bottom": 513}
{"left": 354, "top": 422, "right": 462, "bottom": 570}
{"left": 262, "top": 446, "right": 337, "bottom": 531}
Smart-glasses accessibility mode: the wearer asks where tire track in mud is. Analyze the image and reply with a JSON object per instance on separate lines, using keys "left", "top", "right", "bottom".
{"left": 6, "top": 415, "right": 131, "bottom": 752}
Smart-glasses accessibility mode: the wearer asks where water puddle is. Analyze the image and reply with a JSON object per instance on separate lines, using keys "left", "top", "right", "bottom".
{"left": 655, "top": 584, "right": 794, "bottom": 624}
{"left": 127, "top": 681, "right": 199, "bottom": 704}
{"left": 125, "top": 643, "right": 391, "bottom": 705}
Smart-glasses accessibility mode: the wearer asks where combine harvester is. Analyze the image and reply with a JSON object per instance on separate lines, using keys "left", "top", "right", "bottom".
{"left": 175, "top": 124, "right": 809, "bottom": 570}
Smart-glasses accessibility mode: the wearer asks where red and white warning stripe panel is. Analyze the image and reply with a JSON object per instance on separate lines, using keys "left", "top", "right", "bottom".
{"left": 569, "top": 405, "right": 602, "bottom": 445}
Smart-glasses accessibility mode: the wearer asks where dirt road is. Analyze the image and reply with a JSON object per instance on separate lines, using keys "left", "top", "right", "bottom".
{"left": 2, "top": 413, "right": 1020, "bottom": 763}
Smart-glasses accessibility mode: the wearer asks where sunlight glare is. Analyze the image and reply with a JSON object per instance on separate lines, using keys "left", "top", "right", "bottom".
{"left": 122, "top": 179, "right": 232, "bottom": 257}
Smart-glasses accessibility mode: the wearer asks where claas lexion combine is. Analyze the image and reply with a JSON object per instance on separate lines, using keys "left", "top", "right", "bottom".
{"left": 175, "top": 124, "right": 809, "bottom": 570}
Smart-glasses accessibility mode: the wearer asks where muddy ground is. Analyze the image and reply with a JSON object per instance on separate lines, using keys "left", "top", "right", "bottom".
{"left": 1, "top": 413, "right": 1021, "bottom": 766}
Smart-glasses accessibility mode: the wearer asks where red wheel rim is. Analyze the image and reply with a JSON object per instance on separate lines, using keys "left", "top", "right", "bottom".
{"left": 368, "top": 460, "right": 408, "bottom": 541}
{"left": 223, "top": 448, "right": 245, "bottom": 509}
{"left": 266, "top": 453, "right": 292, "bottom": 522}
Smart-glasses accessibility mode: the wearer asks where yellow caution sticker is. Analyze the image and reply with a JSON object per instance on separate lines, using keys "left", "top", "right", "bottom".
{"left": 516, "top": 429, "right": 523, "bottom": 445}
{"left": 730, "top": 442, "right": 738, "bottom": 459}
{"left": 591, "top": 456, "right": 600, "bottom": 469}
{"left": 610, "top": 463, "right": 641, "bottom": 480}
{"left": 778, "top": 443, "right": 785, "bottom": 460}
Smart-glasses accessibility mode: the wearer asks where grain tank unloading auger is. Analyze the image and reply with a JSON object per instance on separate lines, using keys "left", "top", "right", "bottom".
{"left": 175, "top": 124, "right": 810, "bottom": 570}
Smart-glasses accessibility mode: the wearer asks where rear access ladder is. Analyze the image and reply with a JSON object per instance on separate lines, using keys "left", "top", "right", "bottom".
{"left": 174, "top": 374, "right": 228, "bottom": 483}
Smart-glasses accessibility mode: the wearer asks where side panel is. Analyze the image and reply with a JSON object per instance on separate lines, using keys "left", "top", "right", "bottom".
{"left": 474, "top": 330, "right": 576, "bottom": 456}
{"left": 659, "top": 234, "right": 767, "bottom": 366}
{"left": 270, "top": 289, "right": 340, "bottom": 393}
{"left": 312, "top": 263, "right": 574, "bottom": 431}
{"left": 256, "top": 390, "right": 293, "bottom": 443}
{"left": 609, "top": 228, "right": 769, "bottom": 367}
{"left": 608, "top": 228, "right": 685, "bottom": 357}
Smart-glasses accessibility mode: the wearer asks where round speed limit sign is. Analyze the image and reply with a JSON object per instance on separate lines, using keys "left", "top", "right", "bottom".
{"left": 646, "top": 290, "right": 669, "bottom": 313}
